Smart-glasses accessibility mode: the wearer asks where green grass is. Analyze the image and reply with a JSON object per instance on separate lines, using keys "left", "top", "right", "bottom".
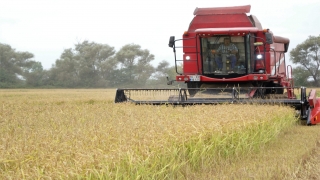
{"left": 87, "top": 108, "right": 296, "bottom": 179}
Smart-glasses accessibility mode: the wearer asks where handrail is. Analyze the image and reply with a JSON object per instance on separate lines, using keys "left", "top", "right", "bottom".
{"left": 172, "top": 36, "right": 198, "bottom": 75}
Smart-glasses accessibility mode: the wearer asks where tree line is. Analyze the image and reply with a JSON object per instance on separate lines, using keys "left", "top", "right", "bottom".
{"left": 1, "top": 35, "right": 319, "bottom": 88}
{"left": 0, "top": 41, "right": 179, "bottom": 88}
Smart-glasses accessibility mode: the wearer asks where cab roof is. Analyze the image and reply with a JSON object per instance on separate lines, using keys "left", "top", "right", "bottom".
{"left": 194, "top": 5, "right": 251, "bottom": 15}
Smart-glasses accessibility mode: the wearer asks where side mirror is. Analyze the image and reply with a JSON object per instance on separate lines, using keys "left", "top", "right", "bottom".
{"left": 265, "top": 32, "right": 273, "bottom": 44}
{"left": 168, "top": 36, "right": 175, "bottom": 47}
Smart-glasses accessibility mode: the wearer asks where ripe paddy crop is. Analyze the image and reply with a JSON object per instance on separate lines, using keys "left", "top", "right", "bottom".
{"left": 0, "top": 89, "right": 310, "bottom": 179}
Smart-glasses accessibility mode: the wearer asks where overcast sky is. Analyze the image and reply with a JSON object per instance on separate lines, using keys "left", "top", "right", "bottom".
{"left": 0, "top": 0, "right": 319, "bottom": 69}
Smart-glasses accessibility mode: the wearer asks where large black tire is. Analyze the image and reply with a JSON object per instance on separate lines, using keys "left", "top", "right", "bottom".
{"left": 187, "top": 82, "right": 201, "bottom": 97}
{"left": 265, "top": 83, "right": 284, "bottom": 94}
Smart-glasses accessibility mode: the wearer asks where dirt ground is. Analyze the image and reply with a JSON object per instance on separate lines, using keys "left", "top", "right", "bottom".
{"left": 292, "top": 140, "right": 320, "bottom": 179}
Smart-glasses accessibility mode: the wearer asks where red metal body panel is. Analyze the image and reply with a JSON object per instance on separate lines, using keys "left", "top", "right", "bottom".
{"left": 189, "top": 14, "right": 253, "bottom": 31}
{"left": 309, "top": 90, "right": 317, "bottom": 107}
{"left": 183, "top": 56, "right": 198, "bottom": 74}
{"left": 309, "top": 97, "right": 320, "bottom": 125}
{"left": 176, "top": 74, "right": 268, "bottom": 82}
{"left": 274, "top": 36, "right": 290, "bottom": 44}
{"left": 195, "top": 27, "right": 259, "bottom": 34}
{"left": 182, "top": 35, "right": 197, "bottom": 53}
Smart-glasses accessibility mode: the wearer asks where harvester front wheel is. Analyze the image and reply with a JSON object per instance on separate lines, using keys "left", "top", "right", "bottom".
{"left": 187, "top": 82, "right": 201, "bottom": 97}
{"left": 265, "top": 83, "right": 284, "bottom": 94}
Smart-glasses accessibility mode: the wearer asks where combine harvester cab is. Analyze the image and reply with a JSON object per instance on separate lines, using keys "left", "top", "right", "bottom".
{"left": 115, "top": 5, "right": 320, "bottom": 125}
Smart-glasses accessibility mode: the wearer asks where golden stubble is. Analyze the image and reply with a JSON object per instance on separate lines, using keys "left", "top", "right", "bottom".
{"left": 0, "top": 89, "right": 297, "bottom": 179}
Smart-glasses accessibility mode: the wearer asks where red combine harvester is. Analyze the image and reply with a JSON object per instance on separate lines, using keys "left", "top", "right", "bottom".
{"left": 115, "top": 5, "right": 320, "bottom": 125}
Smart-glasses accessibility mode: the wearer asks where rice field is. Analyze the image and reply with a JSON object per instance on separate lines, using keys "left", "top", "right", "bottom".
{"left": 0, "top": 89, "right": 319, "bottom": 179}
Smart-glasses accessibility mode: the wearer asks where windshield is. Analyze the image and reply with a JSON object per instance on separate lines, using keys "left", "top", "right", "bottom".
{"left": 201, "top": 36, "right": 247, "bottom": 76}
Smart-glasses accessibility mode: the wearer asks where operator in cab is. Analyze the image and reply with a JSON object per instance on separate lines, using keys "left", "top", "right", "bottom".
{"left": 211, "top": 37, "right": 238, "bottom": 73}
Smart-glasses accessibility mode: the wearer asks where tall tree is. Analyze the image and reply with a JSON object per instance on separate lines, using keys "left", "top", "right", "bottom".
{"left": 147, "top": 60, "right": 183, "bottom": 88}
{"left": 290, "top": 35, "right": 320, "bottom": 87}
{"left": 23, "top": 61, "right": 47, "bottom": 87}
{"left": 115, "top": 44, "right": 155, "bottom": 87}
{"left": 50, "top": 41, "right": 116, "bottom": 87}
{"left": 74, "top": 41, "right": 116, "bottom": 87}
{"left": 292, "top": 66, "right": 313, "bottom": 87}
{"left": 0, "top": 43, "right": 40, "bottom": 87}
{"left": 49, "top": 48, "right": 80, "bottom": 87}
